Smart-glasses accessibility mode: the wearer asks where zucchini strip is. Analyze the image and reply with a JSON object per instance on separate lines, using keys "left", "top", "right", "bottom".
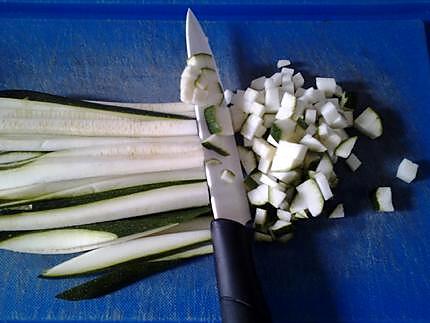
{"left": 0, "top": 151, "right": 204, "bottom": 191}
{"left": 42, "top": 229, "right": 211, "bottom": 277}
{"left": 0, "top": 168, "right": 205, "bottom": 204}
{"left": 88, "top": 100, "right": 195, "bottom": 118}
{"left": 0, "top": 179, "right": 204, "bottom": 213}
{"left": 0, "top": 182, "right": 209, "bottom": 230}
{"left": 0, "top": 90, "right": 192, "bottom": 120}
{"left": 55, "top": 244, "right": 212, "bottom": 301}
{"left": 0, "top": 118, "right": 197, "bottom": 137}
{"left": 0, "top": 135, "right": 200, "bottom": 152}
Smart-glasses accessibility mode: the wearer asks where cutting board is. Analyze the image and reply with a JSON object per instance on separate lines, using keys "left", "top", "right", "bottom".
{"left": 0, "top": 3, "right": 430, "bottom": 322}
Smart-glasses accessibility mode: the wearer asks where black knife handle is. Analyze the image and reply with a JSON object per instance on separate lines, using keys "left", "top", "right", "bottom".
{"left": 211, "top": 218, "right": 272, "bottom": 323}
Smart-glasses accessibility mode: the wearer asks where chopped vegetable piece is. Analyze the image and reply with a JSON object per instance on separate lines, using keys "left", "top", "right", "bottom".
{"left": 277, "top": 209, "right": 292, "bottom": 222}
{"left": 247, "top": 184, "right": 269, "bottom": 206}
{"left": 241, "top": 114, "right": 264, "bottom": 140}
{"left": 269, "top": 220, "right": 292, "bottom": 239}
{"left": 374, "top": 187, "right": 394, "bottom": 212}
{"left": 314, "top": 173, "right": 333, "bottom": 200}
{"left": 316, "top": 77, "right": 337, "bottom": 97}
{"left": 238, "top": 147, "right": 256, "bottom": 175}
{"left": 346, "top": 153, "right": 361, "bottom": 171}
{"left": 271, "top": 141, "right": 308, "bottom": 172}
{"left": 277, "top": 60, "right": 291, "bottom": 68}
{"left": 335, "top": 136, "right": 357, "bottom": 158}
{"left": 329, "top": 204, "right": 345, "bottom": 218}
{"left": 269, "top": 187, "right": 287, "bottom": 208}
{"left": 396, "top": 158, "right": 419, "bottom": 183}
{"left": 296, "top": 179, "right": 324, "bottom": 217}
{"left": 354, "top": 107, "right": 383, "bottom": 139}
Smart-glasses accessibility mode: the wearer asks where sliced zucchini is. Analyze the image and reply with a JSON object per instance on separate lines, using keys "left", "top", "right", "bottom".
{"left": 240, "top": 114, "right": 264, "bottom": 140}
{"left": 204, "top": 106, "right": 234, "bottom": 136}
{"left": 314, "top": 172, "right": 333, "bottom": 201}
{"left": 252, "top": 138, "right": 276, "bottom": 160}
{"left": 42, "top": 229, "right": 211, "bottom": 277}
{"left": 296, "top": 179, "right": 324, "bottom": 217}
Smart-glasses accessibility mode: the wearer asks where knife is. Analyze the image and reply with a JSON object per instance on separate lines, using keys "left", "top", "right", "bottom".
{"left": 186, "top": 9, "right": 271, "bottom": 323}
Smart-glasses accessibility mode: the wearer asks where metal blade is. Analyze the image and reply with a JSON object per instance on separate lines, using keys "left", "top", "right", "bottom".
{"left": 186, "top": 9, "right": 251, "bottom": 225}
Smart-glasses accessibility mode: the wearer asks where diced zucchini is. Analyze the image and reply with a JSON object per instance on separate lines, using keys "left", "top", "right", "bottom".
{"left": 354, "top": 107, "right": 383, "bottom": 139}
{"left": 277, "top": 60, "right": 291, "bottom": 68}
{"left": 252, "top": 138, "right": 276, "bottom": 160}
{"left": 269, "top": 187, "right": 287, "bottom": 208}
{"left": 229, "top": 104, "right": 247, "bottom": 133}
{"left": 238, "top": 147, "right": 257, "bottom": 175}
{"left": 320, "top": 102, "right": 342, "bottom": 127}
{"left": 247, "top": 184, "right": 269, "bottom": 206}
{"left": 396, "top": 158, "right": 419, "bottom": 183}
{"left": 277, "top": 209, "right": 292, "bottom": 222}
{"left": 240, "top": 114, "right": 264, "bottom": 140}
{"left": 263, "top": 114, "right": 276, "bottom": 128}
{"left": 270, "top": 170, "right": 301, "bottom": 185}
{"left": 204, "top": 106, "right": 234, "bottom": 136}
{"left": 257, "top": 157, "right": 272, "bottom": 173}
{"left": 269, "top": 220, "right": 292, "bottom": 239}
{"left": 335, "top": 136, "right": 357, "bottom": 158}
{"left": 299, "top": 134, "right": 327, "bottom": 152}
{"left": 314, "top": 173, "right": 333, "bottom": 200}
{"left": 292, "top": 73, "right": 305, "bottom": 89}
{"left": 265, "top": 87, "right": 280, "bottom": 113}
{"left": 329, "top": 204, "right": 345, "bottom": 219}
{"left": 345, "top": 153, "right": 361, "bottom": 172}
{"left": 271, "top": 141, "right": 308, "bottom": 172}
{"left": 373, "top": 187, "right": 394, "bottom": 212}
{"left": 276, "top": 92, "right": 296, "bottom": 120}
{"left": 250, "top": 76, "right": 266, "bottom": 91}
{"left": 187, "top": 53, "right": 215, "bottom": 69}
{"left": 202, "top": 135, "right": 229, "bottom": 156}
{"left": 296, "top": 179, "right": 324, "bottom": 217}
{"left": 316, "top": 77, "right": 337, "bottom": 97}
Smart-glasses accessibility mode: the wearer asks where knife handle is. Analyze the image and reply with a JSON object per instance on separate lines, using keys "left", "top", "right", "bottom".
{"left": 211, "top": 218, "right": 272, "bottom": 323}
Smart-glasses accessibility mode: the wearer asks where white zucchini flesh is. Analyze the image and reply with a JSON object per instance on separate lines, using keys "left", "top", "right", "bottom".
{"left": 252, "top": 138, "right": 276, "bottom": 160}
{"left": 316, "top": 77, "right": 337, "bottom": 97}
{"left": 276, "top": 92, "right": 296, "bottom": 120}
{"left": 345, "top": 153, "right": 362, "bottom": 172}
{"left": 0, "top": 182, "right": 209, "bottom": 230}
{"left": 316, "top": 153, "right": 334, "bottom": 179}
{"left": 299, "top": 134, "right": 327, "bottom": 152}
{"left": 0, "top": 151, "right": 204, "bottom": 191}
{"left": 396, "top": 158, "right": 419, "bottom": 183}
{"left": 0, "top": 229, "right": 118, "bottom": 254}
{"left": 152, "top": 243, "right": 213, "bottom": 262}
{"left": 320, "top": 102, "right": 342, "bottom": 126}
{"left": 0, "top": 135, "right": 200, "bottom": 152}
{"left": 0, "top": 168, "right": 205, "bottom": 205}
{"left": 254, "top": 208, "right": 268, "bottom": 226}
{"left": 47, "top": 141, "right": 201, "bottom": 159}
{"left": 269, "top": 187, "right": 287, "bottom": 208}
{"left": 329, "top": 204, "right": 345, "bottom": 219}
{"left": 335, "top": 136, "right": 357, "bottom": 158}
{"left": 87, "top": 101, "right": 195, "bottom": 118}
{"left": 265, "top": 87, "right": 280, "bottom": 113}
{"left": 374, "top": 187, "right": 394, "bottom": 212}
{"left": 296, "top": 179, "right": 324, "bottom": 217}
{"left": 237, "top": 147, "right": 257, "bottom": 175}
{"left": 247, "top": 184, "right": 269, "bottom": 206}
{"left": 289, "top": 192, "right": 307, "bottom": 214}
{"left": 42, "top": 229, "right": 211, "bottom": 277}
{"left": 354, "top": 107, "right": 383, "bottom": 139}
{"left": 270, "top": 170, "right": 301, "bottom": 184}
{"left": 0, "top": 224, "right": 178, "bottom": 254}
{"left": 277, "top": 209, "right": 292, "bottom": 222}
{"left": 257, "top": 158, "right": 272, "bottom": 173}
{"left": 271, "top": 141, "right": 308, "bottom": 172}
{"left": 0, "top": 98, "right": 167, "bottom": 121}
{"left": 277, "top": 60, "right": 291, "bottom": 68}
{"left": 292, "top": 73, "right": 305, "bottom": 89}
{"left": 0, "top": 152, "right": 44, "bottom": 164}
{"left": 240, "top": 114, "right": 264, "bottom": 140}
{"left": 157, "top": 216, "right": 212, "bottom": 235}
{"left": 0, "top": 118, "right": 197, "bottom": 137}
{"left": 229, "top": 104, "right": 247, "bottom": 133}
{"left": 314, "top": 172, "right": 333, "bottom": 201}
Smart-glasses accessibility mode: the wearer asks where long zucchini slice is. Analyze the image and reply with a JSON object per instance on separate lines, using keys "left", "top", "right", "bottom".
{"left": 0, "top": 179, "right": 204, "bottom": 213}
{"left": 41, "top": 229, "right": 211, "bottom": 277}
{"left": 0, "top": 90, "right": 192, "bottom": 120}
{"left": 0, "top": 135, "right": 200, "bottom": 152}
{"left": 0, "top": 182, "right": 209, "bottom": 231}
{"left": 0, "top": 150, "right": 204, "bottom": 191}
{"left": 0, "top": 168, "right": 205, "bottom": 202}
{"left": 0, "top": 151, "right": 46, "bottom": 169}
{"left": 55, "top": 244, "right": 213, "bottom": 300}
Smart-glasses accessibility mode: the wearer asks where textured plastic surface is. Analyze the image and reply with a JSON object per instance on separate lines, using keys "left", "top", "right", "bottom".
{"left": 1, "top": 3, "right": 430, "bottom": 323}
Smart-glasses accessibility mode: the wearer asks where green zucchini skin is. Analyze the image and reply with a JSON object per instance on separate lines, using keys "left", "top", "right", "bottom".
{"left": 55, "top": 259, "right": 187, "bottom": 301}
{"left": 0, "top": 90, "right": 193, "bottom": 120}
{"left": 0, "top": 179, "right": 205, "bottom": 214}
{"left": 0, "top": 206, "right": 211, "bottom": 243}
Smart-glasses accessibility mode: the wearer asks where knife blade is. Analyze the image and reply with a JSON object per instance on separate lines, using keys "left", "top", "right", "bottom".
{"left": 186, "top": 9, "right": 271, "bottom": 323}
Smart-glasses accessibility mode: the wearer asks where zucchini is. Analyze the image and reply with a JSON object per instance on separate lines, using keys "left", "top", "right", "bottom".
{"left": 204, "top": 105, "right": 234, "bottom": 136}
{"left": 345, "top": 153, "right": 361, "bottom": 172}
{"left": 0, "top": 151, "right": 46, "bottom": 169}
{"left": 0, "top": 150, "right": 204, "bottom": 191}
{"left": 0, "top": 179, "right": 204, "bottom": 213}
{"left": 0, "top": 90, "right": 192, "bottom": 120}
{"left": 56, "top": 243, "right": 213, "bottom": 301}
{"left": 354, "top": 107, "right": 383, "bottom": 139}
{"left": 202, "top": 134, "right": 229, "bottom": 156}
{"left": 0, "top": 182, "right": 209, "bottom": 230}
{"left": 396, "top": 158, "right": 419, "bottom": 183}
{"left": 335, "top": 136, "right": 357, "bottom": 158}
{"left": 0, "top": 168, "right": 205, "bottom": 202}
{"left": 373, "top": 187, "right": 394, "bottom": 212}
{"left": 247, "top": 184, "right": 269, "bottom": 206}
{"left": 296, "top": 179, "right": 324, "bottom": 217}
{"left": 299, "top": 134, "right": 327, "bottom": 152}
{"left": 328, "top": 204, "right": 344, "bottom": 219}
{"left": 0, "top": 206, "right": 210, "bottom": 253}
{"left": 237, "top": 147, "right": 256, "bottom": 175}
{"left": 41, "top": 229, "right": 211, "bottom": 277}
{"left": 271, "top": 141, "right": 308, "bottom": 172}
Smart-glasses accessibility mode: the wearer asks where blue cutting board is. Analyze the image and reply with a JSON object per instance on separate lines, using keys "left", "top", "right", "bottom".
{"left": 1, "top": 3, "right": 430, "bottom": 323}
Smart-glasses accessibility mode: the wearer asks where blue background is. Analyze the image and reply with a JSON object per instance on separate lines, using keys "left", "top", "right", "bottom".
{"left": 1, "top": 1, "right": 430, "bottom": 322}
